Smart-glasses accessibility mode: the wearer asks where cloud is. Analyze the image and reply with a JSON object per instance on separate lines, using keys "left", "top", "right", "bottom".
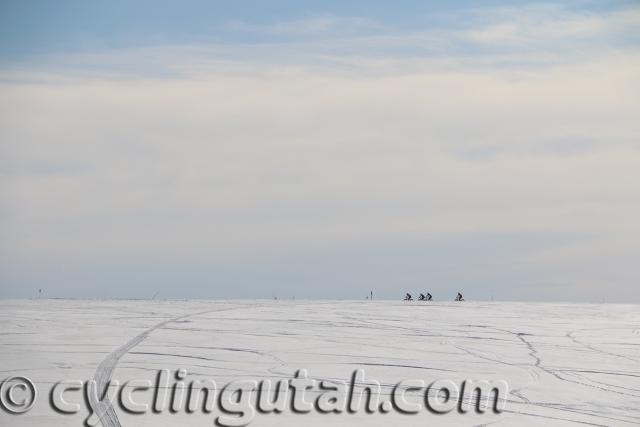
{"left": 2, "top": 3, "right": 638, "bottom": 81}
{"left": 223, "top": 15, "right": 380, "bottom": 36}
{"left": 466, "top": 5, "right": 640, "bottom": 43}
{"left": 1, "top": 3, "right": 639, "bottom": 300}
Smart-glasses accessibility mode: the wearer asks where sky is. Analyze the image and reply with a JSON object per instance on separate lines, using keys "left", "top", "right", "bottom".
{"left": 1, "top": 1, "right": 639, "bottom": 301}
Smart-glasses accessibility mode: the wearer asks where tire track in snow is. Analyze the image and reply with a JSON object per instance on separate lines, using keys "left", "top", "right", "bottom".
{"left": 566, "top": 330, "right": 640, "bottom": 363}
{"left": 87, "top": 304, "right": 251, "bottom": 427}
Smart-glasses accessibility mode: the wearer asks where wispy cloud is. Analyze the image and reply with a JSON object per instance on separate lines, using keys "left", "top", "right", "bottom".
{"left": 2, "top": 4, "right": 639, "bottom": 81}
{"left": 465, "top": 5, "right": 640, "bottom": 45}
{"left": 224, "top": 15, "right": 380, "bottom": 36}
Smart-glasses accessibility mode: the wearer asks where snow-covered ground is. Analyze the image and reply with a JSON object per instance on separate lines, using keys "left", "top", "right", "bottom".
{"left": 1, "top": 300, "right": 638, "bottom": 426}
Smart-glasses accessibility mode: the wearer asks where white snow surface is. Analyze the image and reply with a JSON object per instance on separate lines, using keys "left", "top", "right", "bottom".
{"left": 1, "top": 299, "right": 639, "bottom": 426}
